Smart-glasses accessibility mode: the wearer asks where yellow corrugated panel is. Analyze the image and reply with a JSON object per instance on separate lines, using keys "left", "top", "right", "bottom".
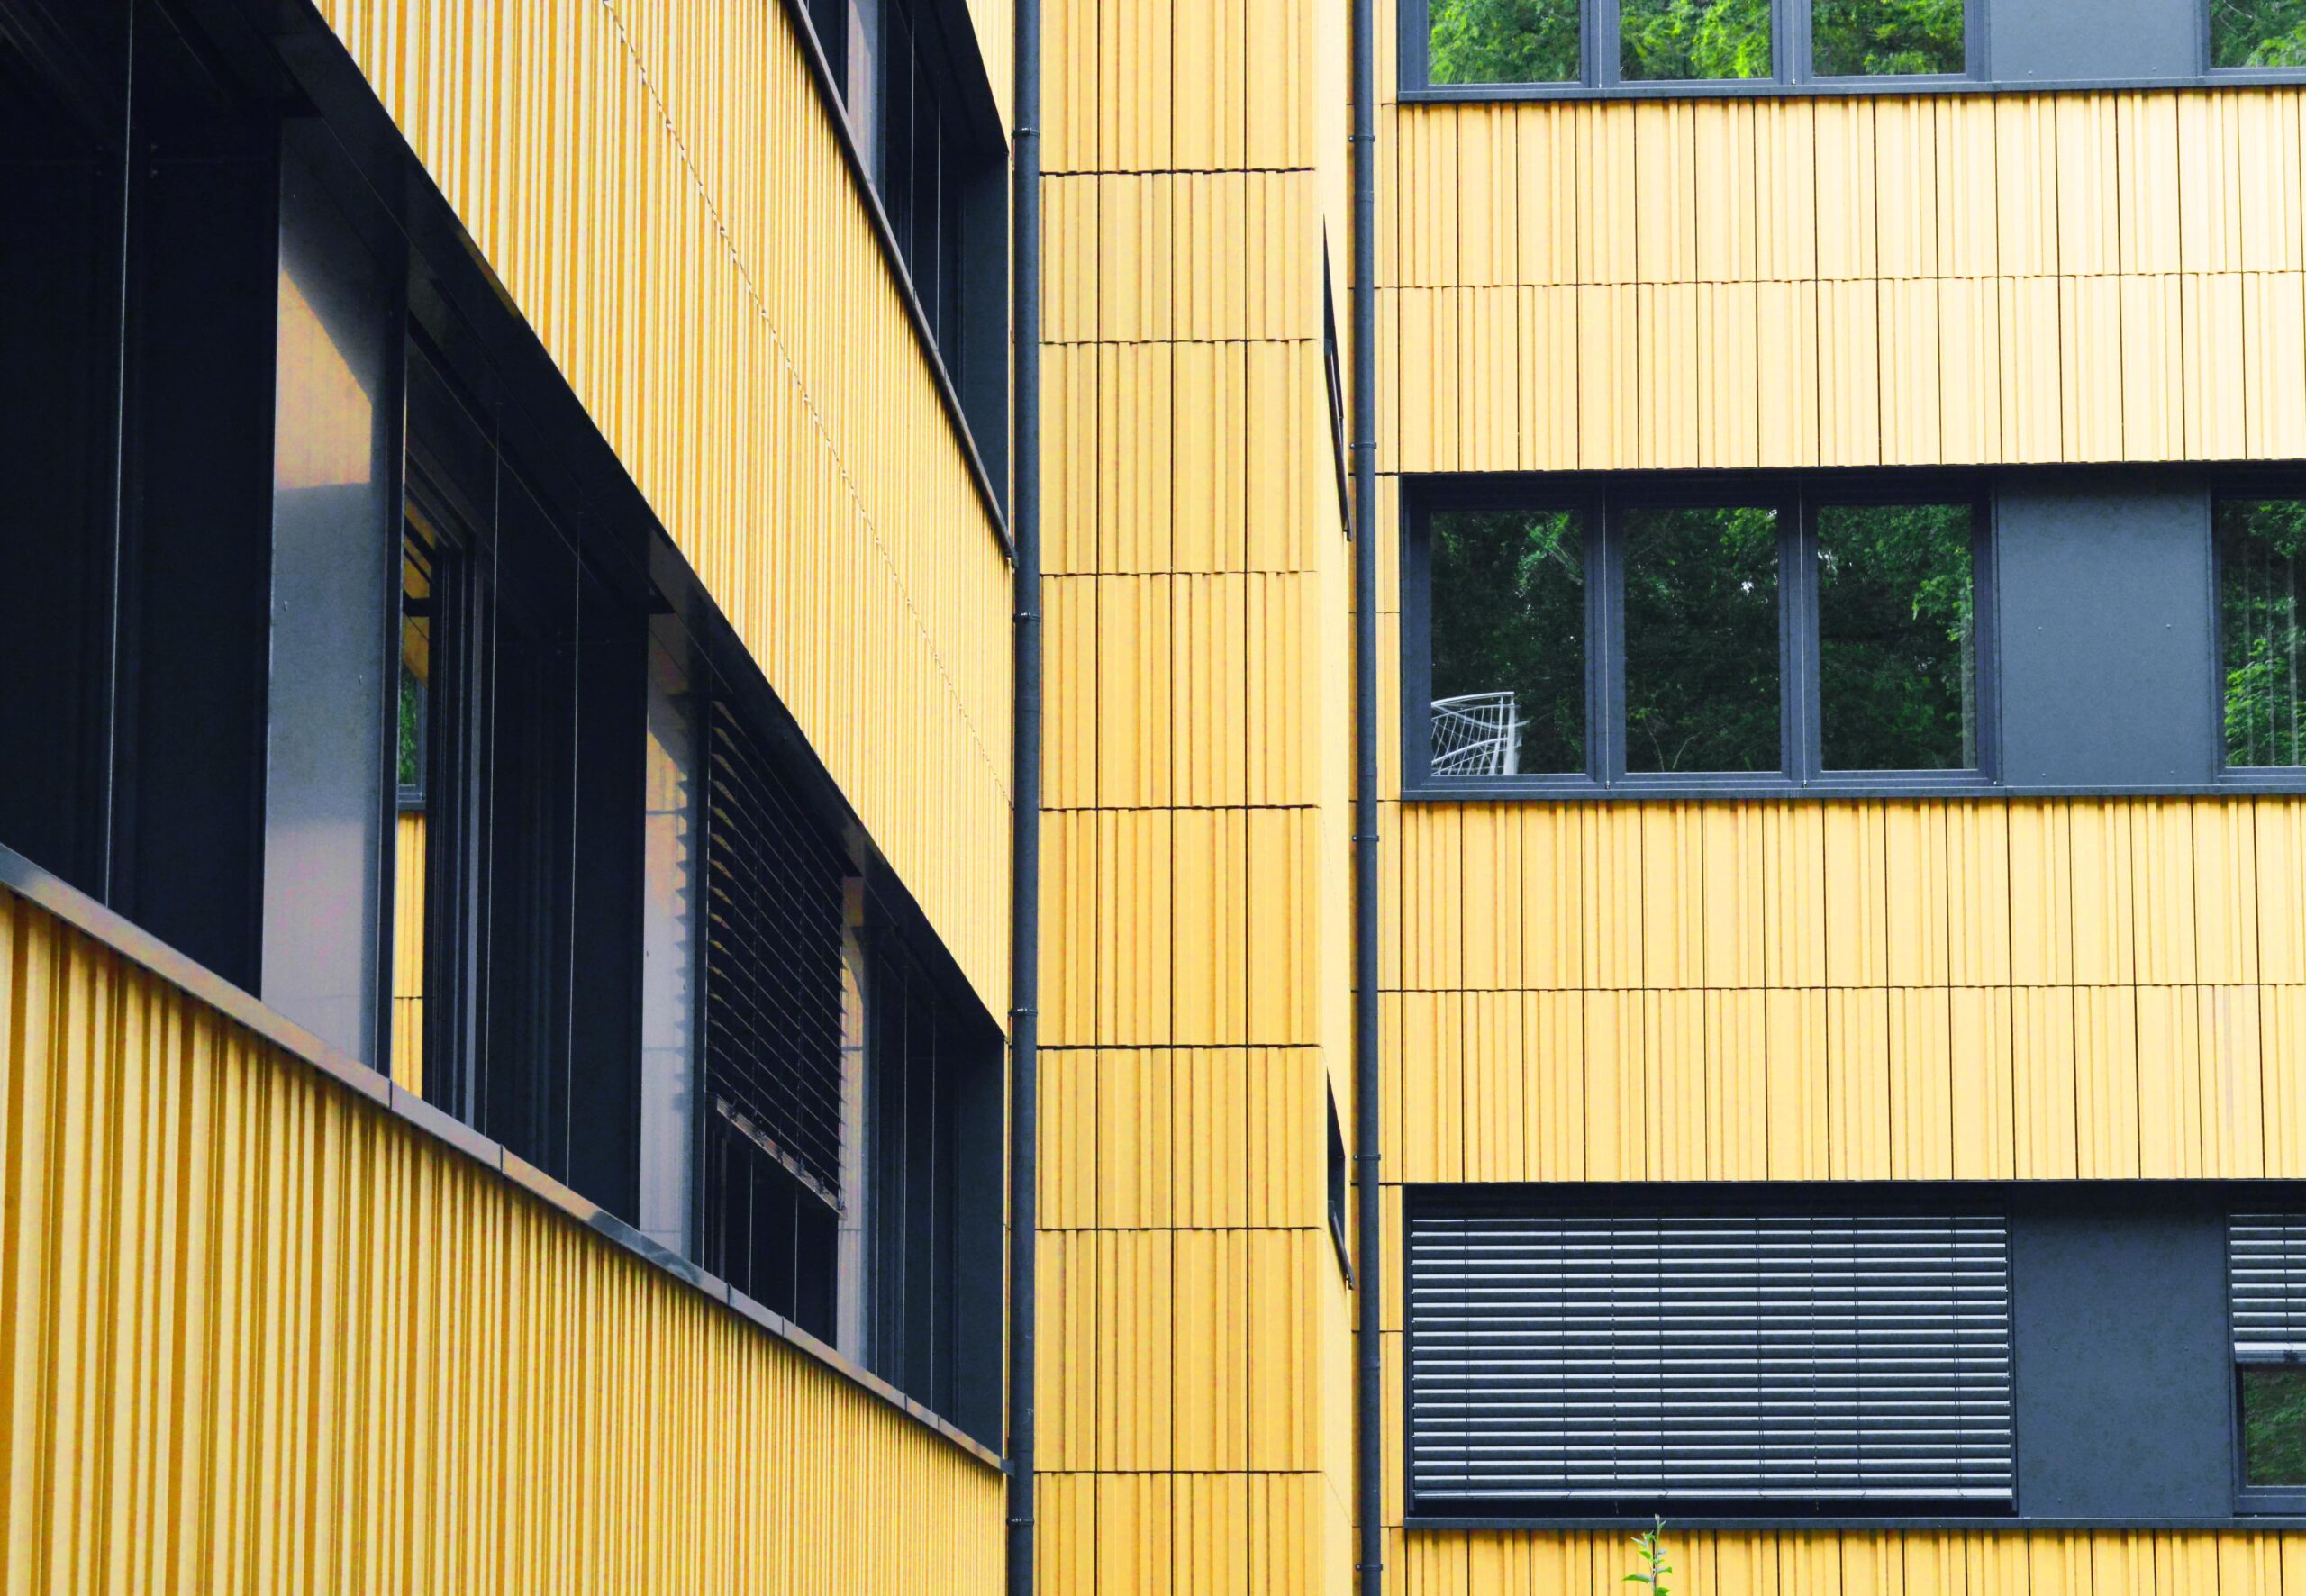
{"left": 1694, "top": 100, "right": 1758, "bottom": 282}
{"left": 2012, "top": 987, "right": 2079, "bottom": 1177}
{"left": 1633, "top": 101, "right": 1699, "bottom": 284}
{"left": 2056, "top": 94, "right": 2121, "bottom": 277}
{"left": 1951, "top": 989, "right": 2017, "bottom": 1177}
{"left": 2266, "top": 986, "right": 2306, "bottom": 1175}
{"left": 1813, "top": 97, "right": 1879, "bottom": 282}
{"left": 1826, "top": 988, "right": 1893, "bottom": 1178}
{"left": 2246, "top": 274, "right": 2306, "bottom": 458}
{"left": 1999, "top": 276, "right": 2065, "bottom": 461}
{"left": 2185, "top": 271, "right": 2249, "bottom": 458}
{"left": 2061, "top": 276, "right": 2125, "bottom": 459}
{"left": 1754, "top": 100, "right": 1819, "bottom": 282}
{"left": 1516, "top": 107, "right": 1580, "bottom": 288}
{"left": 1888, "top": 989, "right": 1954, "bottom": 1178}
{"left": 1645, "top": 989, "right": 1708, "bottom": 1179}
{"left": 1879, "top": 277, "right": 1943, "bottom": 465}
{"left": 2121, "top": 272, "right": 2187, "bottom": 460}
{"left": 1764, "top": 989, "right": 1829, "bottom": 1179}
{"left": 1576, "top": 283, "right": 1638, "bottom": 468}
{"left": 1578, "top": 104, "right": 1639, "bottom": 285}
{"left": 1936, "top": 276, "right": 2003, "bottom": 463}
{"left": 1638, "top": 803, "right": 1702, "bottom": 988}
{"left": 2074, "top": 985, "right": 2144, "bottom": 1177}
{"left": 1819, "top": 280, "right": 1883, "bottom": 466}
{"left": 1708, "top": 989, "right": 1770, "bottom": 1178}
{"left": 0, "top": 892, "right": 1001, "bottom": 1591}
{"left": 1755, "top": 280, "right": 1821, "bottom": 467}
{"left": 2138, "top": 985, "right": 2209, "bottom": 1177}
{"left": 1584, "top": 990, "right": 1647, "bottom": 1181}
{"left": 2261, "top": 800, "right": 2306, "bottom": 984}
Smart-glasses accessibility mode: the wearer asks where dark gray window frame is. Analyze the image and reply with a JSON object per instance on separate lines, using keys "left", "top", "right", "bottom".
{"left": 1404, "top": 470, "right": 2000, "bottom": 800}
{"left": 1400, "top": 0, "right": 2306, "bottom": 99}
{"left": 1405, "top": 1179, "right": 2306, "bottom": 1533}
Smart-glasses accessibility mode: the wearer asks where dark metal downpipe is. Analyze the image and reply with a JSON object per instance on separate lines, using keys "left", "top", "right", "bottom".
{"left": 1006, "top": 0, "right": 1043, "bottom": 1580}
{"left": 1350, "top": 0, "right": 1384, "bottom": 1586}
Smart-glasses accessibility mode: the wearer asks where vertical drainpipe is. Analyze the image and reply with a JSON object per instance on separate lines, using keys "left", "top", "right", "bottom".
{"left": 1007, "top": 0, "right": 1043, "bottom": 1580}
{"left": 1350, "top": 0, "right": 1383, "bottom": 1587}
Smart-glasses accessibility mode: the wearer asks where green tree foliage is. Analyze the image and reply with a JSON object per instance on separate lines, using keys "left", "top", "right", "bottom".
{"left": 1620, "top": 0, "right": 1772, "bottom": 80}
{"left": 2211, "top": 0, "right": 2306, "bottom": 67}
{"left": 2219, "top": 500, "right": 2306, "bottom": 767}
{"left": 1623, "top": 504, "right": 1780, "bottom": 771}
{"left": 2243, "top": 1366, "right": 2306, "bottom": 1485}
{"left": 1816, "top": 502, "right": 1975, "bottom": 771}
{"left": 1430, "top": 509, "right": 1587, "bottom": 773}
{"left": 1430, "top": 0, "right": 1582, "bottom": 83}
{"left": 1810, "top": 0, "right": 1964, "bottom": 75}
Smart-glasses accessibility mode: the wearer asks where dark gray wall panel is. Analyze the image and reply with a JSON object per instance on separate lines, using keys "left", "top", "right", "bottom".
{"left": 1985, "top": 0, "right": 2200, "bottom": 81}
{"left": 2012, "top": 1189, "right": 2232, "bottom": 1519}
{"left": 1994, "top": 479, "right": 2216, "bottom": 786}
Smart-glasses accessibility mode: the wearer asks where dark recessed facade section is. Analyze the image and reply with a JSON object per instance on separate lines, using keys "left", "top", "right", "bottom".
{"left": 1403, "top": 1181, "right": 2295, "bottom": 1528}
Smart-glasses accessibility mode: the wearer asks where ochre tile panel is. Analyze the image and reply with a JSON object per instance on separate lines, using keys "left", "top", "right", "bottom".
{"left": 0, "top": 892, "right": 1000, "bottom": 1591}
{"left": 316, "top": 0, "right": 1012, "bottom": 1015}
{"left": 1394, "top": 1528, "right": 2306, "bottom": 1591}
{"left": 1385, "top": 798, "right": 2306, "bottom": 1186}
{"left": 1385, "top": 86, "right": 2306, "bottom": 474}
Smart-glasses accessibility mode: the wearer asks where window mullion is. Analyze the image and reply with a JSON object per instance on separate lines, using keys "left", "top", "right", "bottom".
{"left": 1592, "top": 0, "right": 1620, "bottom": 88}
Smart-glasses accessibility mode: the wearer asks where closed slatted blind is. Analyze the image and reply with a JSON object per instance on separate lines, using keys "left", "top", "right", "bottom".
{"left": 2230, "top": 1214, "right": 2306, "bottom": 1357}
{"left": 702, "top": 701, "right": 849, "bottom": 1205}
{"left": 1407, "top": 1211, "right": 2015, "bottom": 1507}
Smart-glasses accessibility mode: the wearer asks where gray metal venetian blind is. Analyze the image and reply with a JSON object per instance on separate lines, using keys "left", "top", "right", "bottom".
{"left": 2230, "top": 1214, "right": 2306, "bottom": 1357}
{"left": 1406, "top": 1211, "right": 2015, "bottom": 1507}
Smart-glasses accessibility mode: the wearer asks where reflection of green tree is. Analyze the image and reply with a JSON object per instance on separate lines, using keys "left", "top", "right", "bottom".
{"left": 2220, "top": 500, "right": 2306, "bottom": 767}
{"left": 1817, "top": 502, "right": 1975, "bottom": 770}
{"left": 1430, "top": 510, "right": 1586, "bottom": 773}
{"left": 1430, "top": 0, "right": 1581, "bottom": 83}
{"left": 2212, "top": 0, "right": 2306, "bottom": 66}
{"left": 1621, "top": 0, "right": 1772, "bottom": 80}
{"left": 1811, "top": 0, "right": 1964, "bottom": 75}
{"left": 2244, "top": 1366, "right": 2306, "bottom": 1486}
{"left": 1623, "top": 505, "right": 1781, "bottom": 771}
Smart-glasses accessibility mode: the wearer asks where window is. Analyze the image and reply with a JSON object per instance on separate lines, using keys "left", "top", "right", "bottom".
{"left": 1620, "top": 0, "right": 1772, "bottom": 81}
{"left": 2230, "top": 1213, "right": 2306, "bottom": 1504}
{"left": 2211, "top": 0, "right": 2306, "bottom": 68}
{"left": 1810, "top": 0, "right": 1966, "bottom": 76}
{"left": 1412, "top": 0, "right": 1971, "bottom": 87}
{"left": 1406, "top": 1199, "right": 2016, "bottom": 1513}
{"left": 2217, "top": 498, "right": 2306, "bottom": 769}
{"left": 1412, "top": 479, "right": 1989, "bottom": 792}
{"left": 1326, "top": 1085, "right": 1353, "bottom": 1282}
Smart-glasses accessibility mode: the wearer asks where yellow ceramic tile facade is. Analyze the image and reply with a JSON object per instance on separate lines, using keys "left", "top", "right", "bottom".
{"left": 1035, "top": 0, "right": 1358, "bottom": 1582}
{"left": 1374, "top": 0, "right": 2306, "bottom": 1580}
{"left": 1379, "top": 87, "right": 2306, "bottom": 474}
{"left": 312, "top": 0, "right": 1016, "bottom": 1018}
{"left": 0, "top": 887, "right": 1002, "bottom": 1593}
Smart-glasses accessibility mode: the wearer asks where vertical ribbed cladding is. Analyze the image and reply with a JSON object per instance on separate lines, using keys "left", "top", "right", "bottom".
{"left": 1006, "top": 0, "right": 1041, "bottom": 1575}
{"left": 1350, "top": 0, "right": 1381, "bottom": 1585}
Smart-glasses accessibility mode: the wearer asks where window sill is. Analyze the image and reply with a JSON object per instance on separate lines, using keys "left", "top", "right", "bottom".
{"left": 0, "top": 839, "right": 1006, "bottom": 1474}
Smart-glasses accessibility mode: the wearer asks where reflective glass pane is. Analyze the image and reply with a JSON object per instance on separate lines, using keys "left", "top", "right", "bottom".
{"left": 1811, "top": 0, "right": 1965, "bottom": 75}
{"left": 2220, "top": 499, "right": 2306, "bottom": 767}
{"left": 1429, "top": 509, "right": 1587, "bottom": 776}
{"left": 2243, "top": 1365, "right": 2306, "bottom": 1486}
{"left": 1429, "top": 0, "right": 1582, "bottom": 84}
{"left": 2211, "top": 0, "right": 2306, "bottom": 68}
{"left": 1622, "top": 504, "right": 1781, "bottom": 773}
{"left": 1816, "top": 502, "right": 1977, "bottom": 771}
{"left": 1620, "top": 0, "right": 1772, "bottom": 81}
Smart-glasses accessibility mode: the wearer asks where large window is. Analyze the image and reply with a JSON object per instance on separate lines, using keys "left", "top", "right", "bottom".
{"left": 1418, "top": 0, "right": 1969, "bottom": 88}
{"left": 0, "top": 0, "right": 1003, "bottom": 1446}
{"left": 1407, "top": 1196, "right": 2016, "bottom": 1514}
{"left": 2217, "top": 498, "right": 2306, "bottom": 769}
{"left": 1415, "top": 478, "right": 1989, "bottom": 791}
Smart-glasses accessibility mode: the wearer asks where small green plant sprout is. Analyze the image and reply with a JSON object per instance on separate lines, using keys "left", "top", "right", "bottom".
{"left": 1623, "top": 1516, "right": 1672, "bottom": 1596}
